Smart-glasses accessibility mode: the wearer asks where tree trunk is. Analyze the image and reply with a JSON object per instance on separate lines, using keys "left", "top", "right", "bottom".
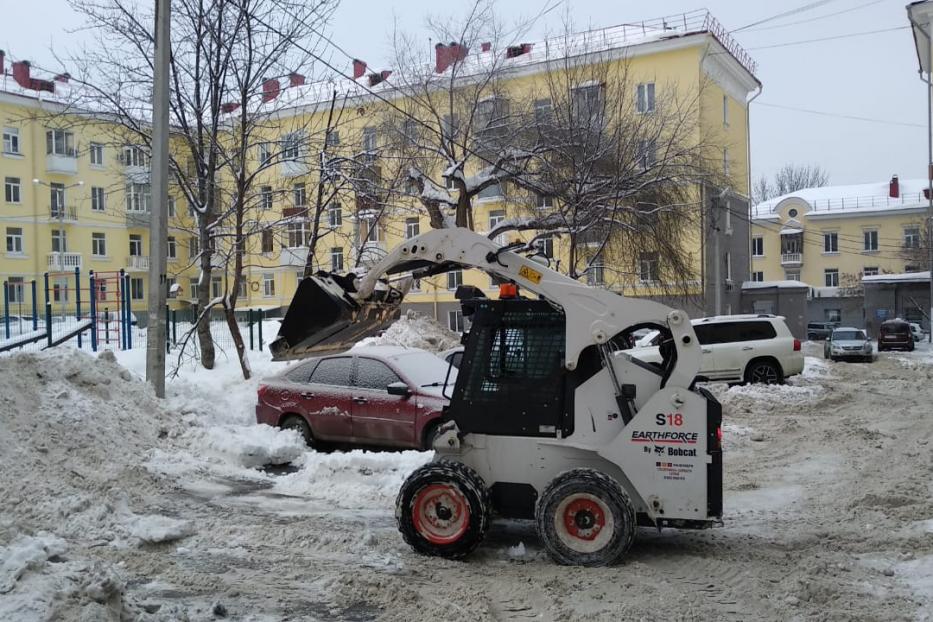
{"left": 197, "top": 217, "right": 216, "bottom": 369}
{"left": 223, "top": 300, "right": 250, "bottom": 380}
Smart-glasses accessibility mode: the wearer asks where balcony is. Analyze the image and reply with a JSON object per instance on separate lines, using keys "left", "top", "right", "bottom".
{"left": 781, "top": 252, "right": 803, "bottom": 267}
{"left": 125, "top": 255, "right": 150, "bottom": 271}
{"left": 46, "top": 153, "right": 78, "bottom": 175}
{"left": 47, "top": 252, "right": 83, "bottom": 271}
{"left": 280, "top": 247, "right": 307, "bottom": 267}
{"left": 280, "top": 159, "right": 309, "bottom": 178}
{"left": 125, "top": 210, "right": 150, "bottom": 228}
{"left": 124, "top": 165, "right": 150, "bottom": 184}
{"left": 49, "top": 205, "right": 77, "bottom": 221}
{"left": 357, "top": 241, "right": 387, "bottom": 267}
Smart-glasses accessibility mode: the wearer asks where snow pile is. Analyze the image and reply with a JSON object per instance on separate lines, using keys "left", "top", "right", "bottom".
{"left": 180, "top": 424, "right": 306, "bottom": 469}
{"left": 801, "top": 356, "right": 833, "bottom": 379}
{"left": 715, "top": 382, "right": 825, "bottom": 415}
{"left": 355, "top": 310, "right": 460, "bottom": 353}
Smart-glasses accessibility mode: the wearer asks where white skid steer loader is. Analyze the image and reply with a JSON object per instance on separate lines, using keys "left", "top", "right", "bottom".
{"left": 271, "top": 228, "right": 722, "bottom": 566}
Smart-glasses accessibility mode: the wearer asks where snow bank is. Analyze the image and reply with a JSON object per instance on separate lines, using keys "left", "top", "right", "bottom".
{"left": 354, "top": 310, "right": 460, "bottom": 353}
{"left": 713, "top": 381, "right": 825, "bottom": 415}
{"left": 182, "top": 424, "right": 307, "bottom": 469}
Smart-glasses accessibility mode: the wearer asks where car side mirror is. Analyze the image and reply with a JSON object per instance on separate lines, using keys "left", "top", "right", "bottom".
{"left": 387, "top": 382, "right": 411, "bottom": 397}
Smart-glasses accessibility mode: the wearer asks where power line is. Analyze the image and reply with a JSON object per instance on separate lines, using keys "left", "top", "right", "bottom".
{"left": 737, "top": 0, "right": 885, "bottom": 33}
{"left": 745, "top": 25, "right": 908, "bottom": 50}
{"left": 755, "top": 101, "right": 926, "bottom": 128}
{"left": 731, "top": 0, "right": 839, "bottom": 33}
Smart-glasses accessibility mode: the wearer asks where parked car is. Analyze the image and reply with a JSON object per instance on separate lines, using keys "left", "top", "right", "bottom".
{"left": 823, "top": 328, "right": 873, "bottom": 362}
{"left": 807, "top": 321, "right": 839, "bottom": 341}
{"left": 629, "top": 314, "right": 803, "bottom": 384}
{"left": 256, "top": 346, "right": 456, "bottom": 451}
{"left": 909, "top": 322, "right": 925, "bottom": 342}
{"left": 877, "top": 319, "right": 914, "bottom": 352}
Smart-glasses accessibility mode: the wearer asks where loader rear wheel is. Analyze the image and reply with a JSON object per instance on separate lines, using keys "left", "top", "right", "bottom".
{"left": 396, "top": 460, "right": 489, "bottom": 560}
{"left": 536, "top": 469, "right": 635, "bottom": 567}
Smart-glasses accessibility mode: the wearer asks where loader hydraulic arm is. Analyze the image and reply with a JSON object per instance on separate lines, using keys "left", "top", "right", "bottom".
{"left": 284, "top": 227, "right": 701, "bottom": 389}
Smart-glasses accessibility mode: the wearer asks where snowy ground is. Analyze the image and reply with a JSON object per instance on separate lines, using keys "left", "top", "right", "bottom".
{"left": 2, "top": 331, "right": 933, "bottom": 620}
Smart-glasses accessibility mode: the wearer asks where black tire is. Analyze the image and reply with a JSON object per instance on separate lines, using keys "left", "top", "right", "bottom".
{"left": 744, "top": 360, "right": 783, "bottom": 385}
{"left": 535, "top": 468, "right": 636, "bottom": 567}
{"left": 396, "top": 460, "right": 490, "bottom": 560}
{"left": 280, "top": 415, "right": 319, "bottom": 450}
{"left": 421, "top": 420, "right": 442, "bottom": 451}
{"left": 908, "top": 341, "right": 915, "bottom": 352}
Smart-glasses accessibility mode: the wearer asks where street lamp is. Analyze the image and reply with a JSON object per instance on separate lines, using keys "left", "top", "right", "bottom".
{"left": 32, "top": 178, "right": 84, "bottom": 273}
{"left": 907, "top": 0, "right": 933, "bottom": 342}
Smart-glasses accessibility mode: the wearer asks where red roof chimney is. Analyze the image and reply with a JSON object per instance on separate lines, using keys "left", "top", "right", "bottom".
{"left": 481, "top": 42, "right": 492, "bottom": 52}
{"left": 352, "top": 59, "right": 367, "bottom": 80}
{"left": 435, "top": 42, "right": 468, "bottom": 74}
{"left": 506, "top": 43, "right": 533, "bottom": 58}
{"left": 12, "top": 60, "right": 31, "bottom": 87}
{"left": 889, "top": 174, "right": 899, "bottom": 198}
{"left": 288, "top": 72, "right": 305, "bottom": 87}
{"left": 54, "top": 73, "right": 70, "bottom": 83}
{"left": 262, "top": 78, "right": 280, "bottom": 102}
{"left": 221, "top": 102, "right": 241, "bottom": 113}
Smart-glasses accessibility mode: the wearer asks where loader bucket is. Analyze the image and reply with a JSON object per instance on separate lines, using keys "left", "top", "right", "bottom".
{"left": 269, "top": 275, "right": 401, "bottom": 360}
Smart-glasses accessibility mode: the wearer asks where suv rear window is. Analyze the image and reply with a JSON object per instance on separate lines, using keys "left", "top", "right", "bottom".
{"left": 881, "top": 322, "right": 909, "bottom": 335}
{"left": 694, "top": 321, "right": 777, "bottom": 345}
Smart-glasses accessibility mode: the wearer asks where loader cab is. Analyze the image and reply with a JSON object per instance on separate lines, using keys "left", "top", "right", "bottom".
{"left": 445, "top": 297, "right": 587, "bottom": 439}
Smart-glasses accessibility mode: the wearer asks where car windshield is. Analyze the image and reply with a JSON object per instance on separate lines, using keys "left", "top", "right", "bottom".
{"left": 390, "top": 351, "right": 458, "bottom": 387}
{"left": 834, "top": 330, "right": 866, "bottom": 341}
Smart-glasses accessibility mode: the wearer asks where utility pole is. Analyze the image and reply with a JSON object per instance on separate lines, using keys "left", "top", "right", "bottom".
{"left": 147, "top": 0, "right": 170, "bottom": 397}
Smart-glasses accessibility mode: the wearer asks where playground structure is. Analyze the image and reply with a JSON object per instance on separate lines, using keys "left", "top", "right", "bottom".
{"left": 1, "top": 268, "right": 136, "bottom": 354}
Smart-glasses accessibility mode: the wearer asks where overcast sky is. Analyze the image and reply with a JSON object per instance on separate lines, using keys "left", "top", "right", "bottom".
{"left": 1, "top": 0, "right": 926, "bottom": 189}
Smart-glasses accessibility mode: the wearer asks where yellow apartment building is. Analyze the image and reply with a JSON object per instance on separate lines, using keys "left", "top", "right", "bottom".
{"left": 2, "top": 9, "right": 760, "bottom": 331}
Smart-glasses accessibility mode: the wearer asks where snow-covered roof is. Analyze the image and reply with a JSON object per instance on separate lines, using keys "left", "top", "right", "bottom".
{"left": 753, "top": 178, "right": 932, "bottom": 218}
{"left": 741, "top": 280, "right": 811, "bottom": 290}
{"left": 861, "top": 271, "right": 931, "bottom": 284}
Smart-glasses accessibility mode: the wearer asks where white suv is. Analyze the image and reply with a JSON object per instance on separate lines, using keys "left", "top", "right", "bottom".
{"left": 628, "top": 315, "right": 804, "bottom": 384}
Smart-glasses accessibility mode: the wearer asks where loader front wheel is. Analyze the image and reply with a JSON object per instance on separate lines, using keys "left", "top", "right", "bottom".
{"left": 536, "top": 469, "right": 636, "bottom": 566}
{"left": 396, "top": 460, "right": 489, "bottom": 560}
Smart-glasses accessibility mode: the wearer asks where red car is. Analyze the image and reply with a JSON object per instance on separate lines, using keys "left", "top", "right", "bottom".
{"left": 256, "top": 346, "right": 456, "bottom": 450}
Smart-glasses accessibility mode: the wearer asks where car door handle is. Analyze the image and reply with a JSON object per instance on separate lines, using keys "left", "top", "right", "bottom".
{"left": 701, "top": 348, "right": 712, "bottom": 354}
{"left": 742, "top": 346, "right": 754, "bottom": 351}
{"left": 300, "top": 392, "right": 316, "bottom": 398}
{"left": 353, "top": 397, "right": 368, "bottom": 404}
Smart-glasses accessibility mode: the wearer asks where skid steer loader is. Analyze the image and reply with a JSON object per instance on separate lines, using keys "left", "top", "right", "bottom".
{"left": 271, "top": 228, "right": 722, "bottom": 566}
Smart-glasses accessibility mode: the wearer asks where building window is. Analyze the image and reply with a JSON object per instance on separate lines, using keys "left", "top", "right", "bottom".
{"left": 448, "top": 310, "right": 464, "bottom": 333}
{"left": 823, "top": 232, "right": 838, "bottom": 254}
{"left": 6, "top": 227, "right": 24, "bottom": 254}
{"left": 91, "top": 232, "right": 107, "bottom": 257}
{"left": 7, "top": 277, "right": 25, "bottom": 303}
{"left": 533, "top": 98, "right": 553, "bottom": 125}
{"left": 863, "top": 230, "right": 878, "bottom": 252}
{"left": 904, "top": 227, "right": 921, "bottom": 249}
{"left": 863, "top": 266, "right": 879, "bottom": 277}
{"left": 129, "top": 234, "right": 143, "bottom": 256}
{"left": 121, "top": 145, "right": 149, "bottom": 167}
{"left": 166, "top": 277, "right": 177, "bottom": 298}
{"left": 752, "top": 236, "right": 764, "bottom": 257}
{"left": 126, "top": 183, "right": 151, "bottom": 213}
{"left": 724, "top": 252, "right": 732, "bottom": 281}
{"left": 405, "top": 217, "right": 420, "bottom": 239}
{"left": 636, "top": 82, "right": 655, "bottom": 114}
{"left": 362, "top": 218, "right": 383, "bottom": 243}
{"left": 167, "top": 236, "right": 177, "bottom": 259}
{"left": 636, "top": 139, "right": 657, "bottom": 170}
{"left": 906, "top": 265, "right": 920, "bottom": 272}
{"left": 639, "top": 252, "right": 659, "bottom": 283}
{"left": 722, "top": 94, "right": 729, "bottom": 126}
{"left": 261, "top": 229, "right": 274, "bottom": 254}
{"left": 447, "top": 269, "right": 463, "bottom": 290}
{"left": 442, "top": 114, "right": 460, "bottom": 141}
{"left": 3, "top": 127, "right": 20, "bottom": 154}
{"left": 51, "top": 229, "right": 67, "bottom": 253}
{"left": 260, "top": 186, "right": 273, "bottom": 210}
{"left": 281, "top": 133, "right": 302, "bottom": 159}
{"left": 238, "top": 278, "right": 247, "bottom": 298}
{"left": 445, "top": 174, "right": 457, "bottom": 190}
{"left": 258, "top": 142, "right": 272, "bottom": 166}
{"left": 325, "top": 129, "right": 340, "bottom": 147}
{"left": 262, "top": 273, "right": 275, "bottom": 297}
{"left": 46, "top": 129, "right": 75, "bottom": 156}
{"left": 52, "top": 278, "right": 70, "bottom": 303}
{"left": 588, "top": 254, "right": 606, "bottom": 286}
{"left": 89, "top": 143, "right": 104, "bottom": 166}
{"left": 572, "top": 84, "right": 603, "bottom": 124}
{"left": 362, "top": 127, "right": 377, "bottom": 151}
{"left": 330, "top": 247, "right": 344, "bottom": 272}
{"left": 4, "top": 177, "right": 20, "bottom": 203}
{"left": 535, "top": 193, "right": 554, "bottom": 209}
{"left": 488, "top": 209, "right": 507, "bottom": 244}
{"left": 824, "top": 268, "right": 839, "bottom": 287}
{"left": 187, "top": 278, "right": 198, "bottom": 299}
{"left": 328, "top": 204, "right": 342, "bottom": 227}
{"left": 751, "top": 271, "right": 764, "bottom": 282}
{"left": 188, "top": 236, "right": 199, "bottom": 259}
{"left": 785, "top": 270, "right": 800, "bottom": 281}
{"left": 293, "top": 183, "right": 306, "bottom": 207}
{"left": 211, "top": 276, "right": 222, "bottom": 299}
{"left": 722, "top": 147, "right": 729, "bottom": 176}
{"left": 130, "top": 277, "right": 144, "bottom": 300}
{"left": 50, "top": 183, "right": 65, "bottom": 217}
{"left": 286, "top": 222, "right": 309, "bottom": 248}
{"left": 91, "top": 187, "right": 105, "bottom": 212}
{"left": 167, "top": 197, "right": 176, "bottom": 217}
{"left": 539, "top": 235, "right": 555, "bottom": 258}
{"left": 477, "top": 182, "right": 503, "bottom": 200}
{"left": 825, "top": 309, "right": 841, "bottom": 323}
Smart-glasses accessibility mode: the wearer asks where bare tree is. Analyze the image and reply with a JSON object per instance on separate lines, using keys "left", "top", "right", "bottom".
{"left": 754, "top": 164, "right": 830, "bottom": 203}
{"left": 61, "top": 0, "right": 338, "bottom": 374}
